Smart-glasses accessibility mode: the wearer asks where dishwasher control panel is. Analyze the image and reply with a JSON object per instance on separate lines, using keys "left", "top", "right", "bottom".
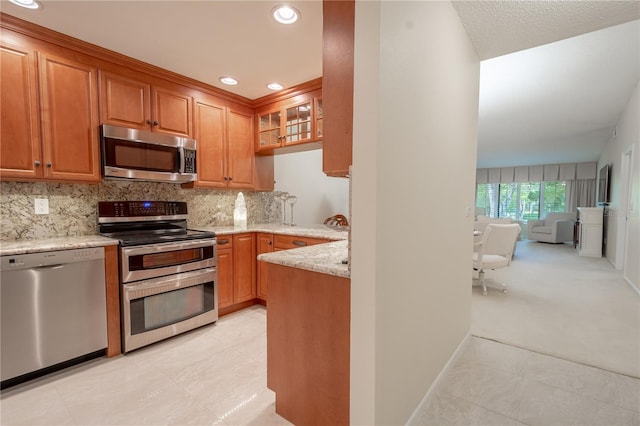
{"left": 1, "top": 247, "right": 105, "bottom": 271}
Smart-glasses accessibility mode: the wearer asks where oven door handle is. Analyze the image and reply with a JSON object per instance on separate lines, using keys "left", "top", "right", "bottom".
{"left": 122, "top": 238, "right": 216, "bottom": 256}
{"left": 123, "top": 267, "right": 216, "bottom": 300}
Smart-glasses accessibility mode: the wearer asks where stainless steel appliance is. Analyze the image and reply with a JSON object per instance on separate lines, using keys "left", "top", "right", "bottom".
{"left": 1, "top": 248, "right": 107, "bottom": 387}
{"left": 98, "top": 201, "right": 217, "bottom": 352}
{"left": 100, "top": 124, "right": 197, "bottom": 183}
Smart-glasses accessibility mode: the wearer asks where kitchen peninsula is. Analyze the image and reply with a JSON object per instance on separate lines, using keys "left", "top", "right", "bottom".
{"left": 258, "top": 239, "right": 350, "bottom": 426}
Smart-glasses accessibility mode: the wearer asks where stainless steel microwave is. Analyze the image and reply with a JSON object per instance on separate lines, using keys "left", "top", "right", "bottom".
{"left": 100, "top": 124, "right": 197, "bottom": 183}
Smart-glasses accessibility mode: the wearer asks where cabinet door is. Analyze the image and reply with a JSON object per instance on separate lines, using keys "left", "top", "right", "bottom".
{"left": 315, "top": 97, "right": 323, "bottom": 139}
{"left": 256, "top": 232, "right": 274, "bottom": 300}
{"left": 233, "top": 233, "right": 256, "bottom": 303}
{"left": 283, "top": 100, "right": 312, "bottom": 146}
{"left": 257, "top": 110, "right": 282, "bottom": 150}
{"left": 39, "top": 52, "right": 101, "bottom": 183}
{"left": 216, "top": 240, "right": 234, "bottom": 309}
{"left": 99, "top": 71, "right": 150, "bottom": 130}
{"left": 226, "top": 107, "right": 255, "bottom": 189}
{"left": 0, "top": 42, "right": 42, "bottom": 180}
{"left": 193, "top": 98, "right": 227, "bottom": 187}
{"left": 152, "top": 85, "right": 192, "bottom": 137}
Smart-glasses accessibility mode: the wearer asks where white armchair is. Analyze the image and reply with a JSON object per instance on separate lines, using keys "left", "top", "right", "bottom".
{"left": 528, "top": 212, "right": 576, "bottom": 244}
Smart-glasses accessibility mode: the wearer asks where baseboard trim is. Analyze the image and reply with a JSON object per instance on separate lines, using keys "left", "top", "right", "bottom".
{"left": 405, "top": 332, "right": 471, "bottom": 426}
{"left": 624, "top": 275, "right": 640, "bottom": 296}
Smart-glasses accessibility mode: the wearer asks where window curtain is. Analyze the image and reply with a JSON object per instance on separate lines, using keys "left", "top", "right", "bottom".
{"left": 566, "top": 179, "right": 597, "bottom": 213}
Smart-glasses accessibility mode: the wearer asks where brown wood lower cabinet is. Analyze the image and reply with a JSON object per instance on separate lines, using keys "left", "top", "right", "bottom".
{"left": 256, "top": 232, "right": 274, "bottom": 301}
{"left": 265, "top": 262, "right": 350, "bottom": 425}
{"left": 217, "top": 233, "right": 256, "bottom": 315}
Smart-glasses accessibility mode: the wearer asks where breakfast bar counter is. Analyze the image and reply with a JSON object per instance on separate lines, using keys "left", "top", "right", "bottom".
{"left": 258, "top": 236, "right": 350, "bottom": 425}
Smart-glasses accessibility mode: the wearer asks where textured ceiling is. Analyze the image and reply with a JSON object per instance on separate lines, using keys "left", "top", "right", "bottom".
{"left": 1, "top": 0, "right": 639, "bottom": 168}
{"left": 452, "top": 0, "right": 640, "bottom": 60}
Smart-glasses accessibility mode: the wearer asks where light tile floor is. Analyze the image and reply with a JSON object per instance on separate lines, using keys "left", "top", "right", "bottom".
{"left": 414, "top": 336, "right": 640, "bottom": 426}
{"left": 0, "top": 306, "right": 292, "bottom": 426}
{"left": 2, "top": 305, "right": 639, "bottom": 425}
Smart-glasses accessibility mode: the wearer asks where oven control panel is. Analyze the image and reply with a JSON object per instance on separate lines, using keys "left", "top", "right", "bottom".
{"left": 99, "top": 201, "right": 188, "bottom": 218}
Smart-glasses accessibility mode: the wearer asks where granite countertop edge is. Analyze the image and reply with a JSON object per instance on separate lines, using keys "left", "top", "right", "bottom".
{"left": 0, "top": 224, "right": 348, "bottom": 256}
{"left": 0, "top": 235, "right": 120, "bottom": 256}
{"left": 257, "top": 240, "right": 350, "bottom": 279}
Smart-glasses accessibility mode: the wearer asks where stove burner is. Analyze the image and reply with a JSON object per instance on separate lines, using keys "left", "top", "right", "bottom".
{"left": 98, "top": 201, "right": 215, "bottom": 246}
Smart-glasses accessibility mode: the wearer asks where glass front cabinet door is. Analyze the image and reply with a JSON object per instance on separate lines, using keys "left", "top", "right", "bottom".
{"left": 258, "top": 111, "right": 282, "bottom": 149}
{"left": 256, "top": 93, "right": 321, "bottom": 152}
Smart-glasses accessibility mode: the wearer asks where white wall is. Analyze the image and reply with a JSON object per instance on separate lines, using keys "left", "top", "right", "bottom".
{"left": 351, "top": 1, "right": 480, "bottom": 424}
{"left": 274, "top": 148, "right": 349, "bottom": 225}
{"left": 599, "top": 81, "right": 640, "bottom": 288}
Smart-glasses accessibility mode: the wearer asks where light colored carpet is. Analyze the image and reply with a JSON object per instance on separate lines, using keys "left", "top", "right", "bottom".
{"left": 472, "top": 240, "right": 640, "bottom": 378}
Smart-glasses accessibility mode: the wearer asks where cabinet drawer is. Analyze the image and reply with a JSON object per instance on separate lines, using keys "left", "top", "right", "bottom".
{"left": 216, "top": 236, "right": 233, "bottom": 249}
{"left": 273, "top": 234, "right": 331, "bottom": 250}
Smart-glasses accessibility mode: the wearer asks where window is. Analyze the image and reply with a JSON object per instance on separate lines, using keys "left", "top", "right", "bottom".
{"left": 476, "top": 181, "right": 566, "bottom": 221}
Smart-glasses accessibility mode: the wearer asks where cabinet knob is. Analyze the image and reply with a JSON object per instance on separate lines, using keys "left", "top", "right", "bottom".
{"left": 153, "top": 120, "right": 159, "bottom": 126}
{"left": 268, "top": 241, "right": 272, "bottom": 245}
{"left": 34, "top": 160, "right": 41, "bottom": 167}
{"left": 228, "top": 176, "right": 233, "bottom": 181}
{"left": 223, "top": 176, "right": 228, "bottom": 181}
{"left": 46, "top": 162, "right": 52, "bottom": 168}
{"left": 146, "top": 119, "right": 152, "bottom": 125}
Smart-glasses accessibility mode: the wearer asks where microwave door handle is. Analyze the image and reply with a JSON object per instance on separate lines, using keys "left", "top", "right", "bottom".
{"left": 178, "top": 147, "right": 185, "bottom": 173}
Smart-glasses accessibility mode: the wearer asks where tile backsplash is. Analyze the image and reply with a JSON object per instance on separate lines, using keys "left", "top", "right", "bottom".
{"left": 0, "top": 180, "right": 280, "bottom": 241}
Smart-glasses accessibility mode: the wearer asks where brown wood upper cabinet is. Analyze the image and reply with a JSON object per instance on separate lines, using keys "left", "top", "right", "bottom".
{"left": 183, "top": 94, "right": 254, "bottom": 189}
{"left": 322, "top": 0, "right": 354, "bottom": 177}
{"left": 99, "top": 71, "right": 193, "bottom": 137}
{"left": 255, "top": 86, "right": 322, "bottom": 153}
{"left": 1, "top": 39, "right": 101, "bottom": 183}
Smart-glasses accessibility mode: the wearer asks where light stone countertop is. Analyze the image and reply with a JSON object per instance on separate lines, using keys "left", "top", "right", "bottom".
{"left": 0, "top": 235, "right": 119, "bottom": 256}
{"left": 258, "top": 239, "right": 350, "bottom": 279}
{"left": 191, "top": 223, "right": 349, "bottom": 241}
{"left": 0, "top": 224, "right": 347, "bottom": 256}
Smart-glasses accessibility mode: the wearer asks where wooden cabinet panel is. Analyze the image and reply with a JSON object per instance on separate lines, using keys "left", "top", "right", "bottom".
{"left": 99, "top": 71, "right": 150, "bottom": 129}
{"left": 153, "top": 85, "right": 192, "bottom": 137}
{"left": 266, "top": 263, "right": 350, "bottom": 425}
{"left": 216, "top": 237, "right": 234, "bottom": 309}
{"left": 187, "top": 97, "right": 264, "bottom": 190}
{"left": 233, "top": 233, "right": 256, "bottom": 303}
{"left": 99, "top": 71, "right": 192, "bottom": 137}
{"left": 104, "top": 245, "right": 121, "bottom": 357}
{"left": 256, "top": 232, "right": 274, "bottom": 300}
{"left": 227, "top": 107, "right": 255, "bottom": 189}
{"left": 39, "top": 52, "right": 100, "bottom": 182}
{"left": 322, "top": 0, "right": 354, "bottom": 177}
{"left": 193, "top": 98, "right": 227, "bottom": 187}
{"left": 0, "top": 41, "right": 41, "bottom": 180}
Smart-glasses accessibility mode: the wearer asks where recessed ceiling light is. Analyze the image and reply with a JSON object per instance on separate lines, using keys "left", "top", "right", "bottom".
{"left": 267, "top": 83, "right": 284, "bottom": 91}
{"left": 219, "top": 77, "right": 238, "bottom": 86}
{"left": 272, "top": 5, "right": 299, "bottom": 24}
{"left": 9, "top": 0, "right": 40, "bottom": 9}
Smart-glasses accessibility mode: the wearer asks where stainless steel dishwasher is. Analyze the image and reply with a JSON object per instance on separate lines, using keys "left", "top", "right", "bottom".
{"left": 1, "top": 247, "right": 108, "bottom": 385}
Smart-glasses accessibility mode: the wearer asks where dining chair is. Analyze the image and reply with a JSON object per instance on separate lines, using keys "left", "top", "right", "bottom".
{"left": 472, "top": 223, "right": 521, "bottom": 295}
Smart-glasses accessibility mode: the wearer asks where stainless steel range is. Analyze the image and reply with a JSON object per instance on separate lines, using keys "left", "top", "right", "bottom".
{"left": 99, "top": 201, "right": 217, "bottom": 353}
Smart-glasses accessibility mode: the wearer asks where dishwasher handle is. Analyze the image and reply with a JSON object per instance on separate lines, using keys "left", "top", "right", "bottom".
{"left": 33, "top": 264, "right": 65, "bottom": 270}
